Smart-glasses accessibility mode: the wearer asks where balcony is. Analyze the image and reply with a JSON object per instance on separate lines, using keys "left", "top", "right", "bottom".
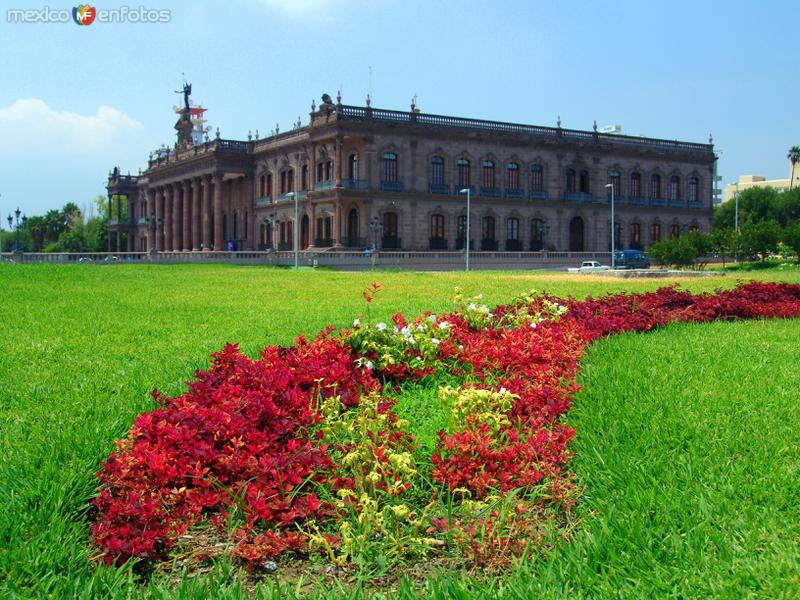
{"left": 315, "top": 180, "right": 335, "bottom": 191}
{"left": 341, "top": 237, "right": 366, "bottom": 248}
{"left": 381, "top": 236, "right": 402, "bottom": 249}
{"left": 277, "top": 191, "right": 308, "bottom": 202}
{"left": 505, "top": 188, "right": 524, "bottom": 199}
{"left": 314, "top": 238, "right": 333, "bottom": 247}
{"left": 668, "top": 198, "right": 686, "bottom": 208}
{"left": 343, "top": 179, "right": 368, "bottom": 190}
{"left": 565, "top": 192, "right": 592, "bottom": 202}
{"left": 429, "top": 183, "right": 450, "bottom": 194}
{"left": 481, "top": 239, "right": 499, "bottom": 251}
{"left": 528, "top": 190, "right": 548, "bottom": 200}
{"left": 505, "top": 239, "right": 523, "bottom": 251}
{"left": 688, "top": 200, "right": 704, "bottom": 209}
{"left": 649, "top": 198, "right": 666, "bottom": 207}
{"left": 429, "top": 237, "right": 448, "bottom": 250}
{"left": 480, "top": 186, "right": 501, "bottom": 198}
{"left": 380, "top": 180, "right": 404, "bottom": 192}
{"left": 255, "top": 196, "right": 272, "bottom": 207}
{"left": 628, "top": 196, "right": 646, "bottom": 206}
{"left": 456, "top": 238, "right": 474, "bottom": 250}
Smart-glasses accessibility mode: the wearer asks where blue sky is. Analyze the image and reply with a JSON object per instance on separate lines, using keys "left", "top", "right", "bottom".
{"left": 1, "top": 0, "right": 796, "bottom": 218}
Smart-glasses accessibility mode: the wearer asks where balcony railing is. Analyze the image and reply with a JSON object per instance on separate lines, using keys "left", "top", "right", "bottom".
{"left": 314, "top": 238, "right": 334, "bottom": 247}
{"left": 255, "top": 196, "right": 272, "bottom": 207}
{"left": 343, "top": 179, "right": 368, "bottom": 189}
{"left": 277, "top": 191, "right": 308, "bottom": 202}
{"left": 479, "top": 186, "right": 501, "bottom": 198}
{"left": 429, "top": 183, "right": 450, "bottom": 194}
{"left": 565, "top": 192, "right": 593, "bottom": 202}
{"left": 506, "top": 188, "right": 524, "bottom": 199}
{"left": 505, "top": 239, "right": 523, "bottom": 251}
{"left": 628, "top": 196, "right": 646, "bottom": 206}
{"left": 454, "top": 185, "right": 475, "bottom": 195}
{"left": 481, "top": 239, "right": 499, "bottom": 251}
{"left": 429, "top": 237, "right": 448, "bottom": 250}
{"left": 278, "top": 242, "right": 292, "bottom": 251}
{"left": 381, "top": 236, "right": 402, "bottom": 249}
{"left": 380, "top": 181, "right": 404, "bottom": 192}
{"left": 456, "top": 238, "right": 474, "bottom": 250}
{"left": 315, "top": 180, "right": 335, "bottom": 191}
{"left": 528, "top": 190, "right": 548, "bottom": 200}
{"left": 668, "top": 198, "right": 686, "bottom": 208}
{"left": 688, "top": 200, "right": 704, "bottom": 209}
{"left": 530, "top": 240, "right": 545, "bottom": 251}
{"left": 649, "top": 198, "right": 666, "bottom": 207}
{"left": 341, "top": 237, "right": 366, "bottom": 248}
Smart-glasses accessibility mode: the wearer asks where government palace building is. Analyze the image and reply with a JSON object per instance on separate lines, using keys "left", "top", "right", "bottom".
{"left": 106, "top": 91, "right": 716, "bottom": 255}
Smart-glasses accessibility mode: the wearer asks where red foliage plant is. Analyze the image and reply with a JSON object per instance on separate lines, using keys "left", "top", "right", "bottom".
{"left": 91, "top": 282, "right": 800, "bottom": 567}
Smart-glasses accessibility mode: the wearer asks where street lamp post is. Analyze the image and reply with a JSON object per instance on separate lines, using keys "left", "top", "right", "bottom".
{"left": 733, "top": 182, "right": 739, "bottom": 232}
{"left": 369, "top": 217, "right": 382, "bottom": 252}
{"left": 458, "top": 188, "right": 471, "bottom": 271}
{"left": 605, "top": 184, "right": 615, "bottom": 269}
{"left": 285, "top": 192, "right": 299, "bottom": 268}
{"left": 146, "top": 211, "right": 162, "bottom": 258}
{"left": 7, "top": 207, "right": 26, "bottom": 254}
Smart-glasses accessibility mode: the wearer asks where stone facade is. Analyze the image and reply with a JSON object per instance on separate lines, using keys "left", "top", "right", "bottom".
{"left": 107, "top": 97, "right": 715, "bottom": 254}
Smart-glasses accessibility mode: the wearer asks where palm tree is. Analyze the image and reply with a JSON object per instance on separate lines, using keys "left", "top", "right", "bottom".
{"left": 788, "top": 146, "right": 800, "bottom": 190}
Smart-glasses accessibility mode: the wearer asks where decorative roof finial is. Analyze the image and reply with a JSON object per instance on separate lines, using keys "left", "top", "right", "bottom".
{"left": 709, "top": 133, "right": 713, "bottom": 144}
{"left": 204, "top": 130, "right": 209, "bottom": 142}
{"left": 366, "top": 93, "right": 371, "bottom": 107}
{"left": 297, "top": 115, "right": 302, "bottom": 128}
{"left": 336, "top": 89, "right": 341, "bottom": 104}
{"left": 275, "top": 122, "right": 280, "bottom": 134}
{"left": 557, "top": 115, "right": 561, "bottom": 128}
{"left": 255, "top": 129, "right": 259, "bottom": 140}
{"left": 311, "top": 99, "right": 316, "bottom": 112}
{"left": 215, "top": 127, "right": 220, "bottom": 139}
{"left": 247, "top": 130, "right": 253, "bottom": 141}
{"left": 593, "top": 120, "right": 598, "bottom": 132}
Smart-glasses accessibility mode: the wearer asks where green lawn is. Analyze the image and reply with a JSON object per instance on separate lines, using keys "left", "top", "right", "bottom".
{"left": 1, "top": 264, "right": 799, "bottom": 598}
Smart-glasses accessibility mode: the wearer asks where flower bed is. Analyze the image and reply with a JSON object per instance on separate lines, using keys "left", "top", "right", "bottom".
{"left": 91, "top": 282, "right": 800, "bottom": 572}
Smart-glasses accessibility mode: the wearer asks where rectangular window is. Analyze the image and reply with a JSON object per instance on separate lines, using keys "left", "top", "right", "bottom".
{"left": 631, "top": 174, "right": 641, "bottom": 197}
{"left": 431, "top": 214, "right": 445, "bottom": 238}
{"left": 431, "top": 159, "right": 444, "bottom": 185}
{"left": 651, "top": 223, "right": 661, "bottom": 242}
{"left": 531, "top": 166, "right": 543, "bottom": 192}
{"left": 507, "top": 218, "right": 519, "bottom": 240}
{"left": 457, "top": 160, "right": 471, "bottom": 188}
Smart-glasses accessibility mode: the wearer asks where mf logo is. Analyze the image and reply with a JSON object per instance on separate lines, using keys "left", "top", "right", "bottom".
{"left": 72, "top": 4, "right": 96, "bottom": 25}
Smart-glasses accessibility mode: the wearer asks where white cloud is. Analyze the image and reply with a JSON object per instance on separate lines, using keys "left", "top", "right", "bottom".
{"left": 0, "top": 98, "right": 144, "bottom": 154}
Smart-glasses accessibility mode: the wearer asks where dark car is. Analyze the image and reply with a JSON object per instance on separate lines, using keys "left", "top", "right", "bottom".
{"left": 613, "top": 249, "right": 651, "bottom": 269}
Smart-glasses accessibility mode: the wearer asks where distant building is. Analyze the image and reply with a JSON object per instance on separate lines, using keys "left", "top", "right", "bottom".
{"left": 723, "top": 163, "right": 800, "bottom": 203}
{"left": 107, "top": 93, "right": 715, "bottom": 254}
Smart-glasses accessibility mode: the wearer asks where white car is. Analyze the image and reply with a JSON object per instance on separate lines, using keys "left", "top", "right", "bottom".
{"left": 567, "top": 261, "right": 611, "bottom": 273}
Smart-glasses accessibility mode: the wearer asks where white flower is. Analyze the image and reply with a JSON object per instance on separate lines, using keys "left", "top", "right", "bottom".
{"left": 408, "top": 336, "right": 416, "bottom": 345}
{"left": 431, "top": 338, "right": 440, "bottom": 345}
{"left": 365, "top": 360, "right": 374, "bottom": 370}
{"left": 530, "top": 321, "right": 538, "bottom": 328}
{"left": 376, "top": 322, "right": 387, "bottom": 331}
{"left": 428, "top": 314, "right": 437, "bottom": 322}
{"left": 468, "top": 302, "right": 477, "bottom": 310}
{"left": 416, "top": 324, "right": 425, "bottom": 332}
{"left": 415, "top": 356, "right": 423, "bottom": 361}
{"left": 353, "top": 318, "right": 360, "bottom": 327}
{"left": 438, "top": 321, "right": 451, "bottom": 330}
{"left": 400, "top": 326, "right": 410, "bottom": 336}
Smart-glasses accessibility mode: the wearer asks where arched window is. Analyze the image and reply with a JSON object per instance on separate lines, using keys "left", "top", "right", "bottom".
{"left": 651, "top": 223, "right": 661, "bottom": 243}
{"left": 457, "top": 215, "right": 470, "bottom": 250}
{"left": 579, "top": 170, "right": 590, "bottom": 193}
{"left": 630, "top": 172, "right": 642, "bottom": 197}
{"left": 631, "top": 223, "right": 642, "bottom": 249}
{"left": 689, "top": 177, "right": 699, "bottom": 202}
{"left": 431, "top": 214, "right": 445, "bottom": 239}
{"left": 506, "top": 162, "right": 520, "bottom": 190}
{"left": 259, "top": 175, "right": 266, "bottom": 197}
{"left": 650, "top": 174, "right": 662, "bottom": 199}
{"left": 317, "top": 162, "right": 324, "bottom": 182}
{"left": 383, "top": 211, "right": 398, "bottom": 238}
{"left": 531, "top": 218, "right": 545, "bottom": 251}
{"left": 566, "top": 168, "right": 576, "bottom": 193}
{"left": 382, "top": 152, "right": 398, "bottom": 182}
{"left": 671, "top": 223, "right": 680, "bottom": 238}
{"left": 347, "top": 208, "right": 358, "bottom": 244}
{"left": 287, "top": 168, "right": 294, "bottom": 193}
{"left": 457, "top": 158, "right": 471, "bottom": 188}
{"left": 609, "top": 170, "right": 621, "bottom": 196}
{"left": 301, "top": 165, "right": 308, "bottom": 191}
{"left": 431, "top": 156, "right": 445, "bottom": 185}
{"left": 689, "top": 224, "right": 700, "bottom": 233}
{"left": 531, "top": 164, "right": 544, "bottom": 192}
{"left": 280, "top": 171, "right": 287, "bottom": 194}
{"left": 348, "top": 153, "right": 359, "bottom": 180}
{"left": 325, "top": 160, "right": 333, "bottom": 181}
{"left": 569, "top": 217, "right": 584, "bottom": 251}
{"left": 482, "top": 160, "right": 496, "bottom": 188}
{"left": 669, "top": 176, "right": 680, "bottom": 201}
{"left": 506, "top": 217, "right": 520, "bottom": 250}
{"left": 482, "top": 216, "right": 496, "bottom": 240}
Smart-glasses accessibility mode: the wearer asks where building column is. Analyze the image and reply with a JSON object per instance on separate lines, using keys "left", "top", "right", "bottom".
{"left": 146, "top": 188, "right": 155, "bottom": 252}
{"left": 333, "top": 197, "right": 342, "bottom": 247}
{"left": 116, "top": 194, "right": 122, "bottom": 253}
{"left": 192, "top": 177, "right": 201, "bottom": 251}
{"left": 202, "top": 174, "right": 212, "bottom": 250}
{"left": 182, "top": 180, "right": 191, "bottom": 251}
{"left": 335, "top": 136, "right": 343, "bottom": 187}
{"left": 172, "top": 182, "right": 181, "bottom": 252}
{"left": 213, "top": 173, "right": 223, "bottom": 251}
{"left": 158, "top": 187, "right": 166, "bottom": 252}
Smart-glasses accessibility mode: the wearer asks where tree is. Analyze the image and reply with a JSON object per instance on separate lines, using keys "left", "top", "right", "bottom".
{"left": 788, "top": 146, "right": 800, "bottom": 190}
{"left": 648, "top": 236, "right": 702, "bottom": 268}
{"left": 784, "top": 221, "right": 800, "bottom": 259}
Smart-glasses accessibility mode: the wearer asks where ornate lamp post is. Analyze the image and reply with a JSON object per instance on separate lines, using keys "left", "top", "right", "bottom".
{"left": 537, "top": 221, "right": 550, "bottom": 253}
{"left": 369, "top": 217, "right": 382, "bottom": 252}
{"left": 605, "top": 183, "right": 615, "bottom": 269}
{"left": 458, "top": 188, "right": 471, "bottom": 271}
{"left": 7, "top": 207, "right": 26, "bottom": 254}
{"left": 145, "top": 211, "right": 163, "bottom": 257}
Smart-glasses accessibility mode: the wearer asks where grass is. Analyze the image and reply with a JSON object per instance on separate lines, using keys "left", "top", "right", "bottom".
{"left": 1, "top": 264, "right": 799, "bottom": 598}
